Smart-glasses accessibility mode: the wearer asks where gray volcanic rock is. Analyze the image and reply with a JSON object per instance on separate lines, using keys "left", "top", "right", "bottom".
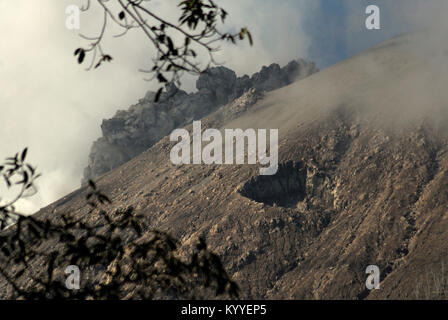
{"left": 251, "top": 59, "right": 314, "bottom": 91}
{"left": 196, "top": 66, "right": 237, "bottom": 105}
{"left": 6, "top": 31, "right": 448, "bottom": 300}
{"left": 82, "top": 59, "right": 318, "bottom": 184}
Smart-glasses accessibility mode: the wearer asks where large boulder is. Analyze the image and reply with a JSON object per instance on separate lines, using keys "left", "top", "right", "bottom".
{"left": 196, "top": 67, "right": 237, "bottom": 105}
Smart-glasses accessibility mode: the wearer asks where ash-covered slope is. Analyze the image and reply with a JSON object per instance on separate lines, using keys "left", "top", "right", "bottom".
{"left": 9, "top": 30, "right": 448, "bottom": 300}
{"left": 82, "top": 59, "right": 318, "bottom": 184}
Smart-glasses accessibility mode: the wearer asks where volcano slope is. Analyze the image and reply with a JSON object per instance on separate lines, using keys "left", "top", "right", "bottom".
{"left": 7, "top": 30, "right": 448, "bottom": 299}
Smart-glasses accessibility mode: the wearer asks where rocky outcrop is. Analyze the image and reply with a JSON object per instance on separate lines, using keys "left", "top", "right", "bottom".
{"left": 82, "top": 59, "right": 318, "bottom": 184}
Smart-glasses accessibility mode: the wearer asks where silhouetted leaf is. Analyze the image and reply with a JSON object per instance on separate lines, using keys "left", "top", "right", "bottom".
{"left": 78, "top": 49, "right": 85, "bottom": 64}
{"left": 26, "top": 164, "right": 35, "bottom": 175}
{"left": 157, "top": 73, "right": 168, "bottom": 83}
{"left": 155, "top": 87, "right": 163, "bottom": 102}
{"left": 20, "top": 148, "right": 27, "bottom": 162}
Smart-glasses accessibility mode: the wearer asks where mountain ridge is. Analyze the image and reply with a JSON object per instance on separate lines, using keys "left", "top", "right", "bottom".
{"left": 82, "top": 59, "right": 318, "bottom": 184}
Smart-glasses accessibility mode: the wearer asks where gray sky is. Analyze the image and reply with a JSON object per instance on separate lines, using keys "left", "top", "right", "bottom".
{"left": 1, "top": 0, "right": 447, "bottom": 213}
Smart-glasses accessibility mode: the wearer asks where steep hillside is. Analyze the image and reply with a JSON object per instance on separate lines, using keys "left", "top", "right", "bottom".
{"left": 4, "top": 30, "right": 448, "bottom": 299}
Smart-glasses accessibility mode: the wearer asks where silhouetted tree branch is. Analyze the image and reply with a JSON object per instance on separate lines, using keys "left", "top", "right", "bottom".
{"left": 74, "top": 0, "right": 253, "bottom": 101}
{"left": 0, "top": 151, "right": 239, "bottom": 299}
